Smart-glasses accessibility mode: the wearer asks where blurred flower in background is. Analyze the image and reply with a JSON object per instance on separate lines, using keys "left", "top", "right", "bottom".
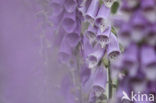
{"left": 112, "top": 0, "right": 156, "bottom": 102}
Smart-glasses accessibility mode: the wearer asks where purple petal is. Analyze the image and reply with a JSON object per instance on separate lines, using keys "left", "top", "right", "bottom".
{"left": 141, "top": 0, "right": 156, "bottom": 23}
{"left": 141, "top": 46, "right": 156, "bottom": 81}
{"left": 51, "top": 0, "right": 65, "bottom": 4}
{"left": 123, "top": 44, "right": 139, "bottom": 76}
{"left": 95, "top": 4, "right": 110, "bottom": 27}
{"left": 143, "top": 66, "right": 156, "bottom": 81}
{"left": 113, "top": 18, "right": 124, "bottom": 28}
{"left": 111, "top": 55, "right": 123, "bottom": 70}
{"left": 130, "top": 72, "right": 147, "bottom": 92}
{"left": 66, "top": 32, "right": 80, "bottom": 47}
{"left": 62, "top": 11, "right": 76, "bottom": 33}
{"left": 97, "top": 25, "right": 111, "bottom": 47}
{"left": 145, "top": 24, "right": 156, "bottom": 46}
{"left": 107, "top": 32, "right": 120, "bottom": 59}
{"left": 130, "top": 12, "right": 147, "bottom": 41}
{"left": 83, "top": 36, "right": 104, "bottom": 68}
{"left": 83, "top": 35, "right": 95, "bottom": 58}
{"left": 141, "top": 45, "right": 156, "bottom": 68}
{"left": 87, "top": 48, "right": 105, "bottom": 68}
{"left": 78, "top": 0, "right": 92, "bottom": 16}
{"left": 66, "top": 23, "right": 81, "bottom": 47}
{"left": 120, "top": 0, "right": 132, "bottom": 12}
{"left": 64, "top": 0, "right": 77, "bottom": 13}
{"left": 119, "top": 23, "right": 131, "bottom": 38}
{"left": 85, "top": 0, "right": 100, "bottom": 23}
{"left": 119, "top": 23, "right": 132, "bottom": 46}
{"left": 92, "top": 66, "right": 107, "bottom": 96}
{"left": 141, "top": 0, "right": 155, "bottom": 11}
{"left": 82, "top": 69, "right": 95, "bottom": 94}
{"left": 121, "top": 0, "right": 138, "bottom": 12}
{"left": 116, "top": 78, "right": 131, "bottom": 99}
{"left": 88, "top": 90, "right": 96, "bottom": 103}
{"left": 85, "top": 25, "right": 98, "bottom": 44}
{"left": 80, "top": 64, "right": 91, "bottom": 85}
{"left": 147, "top": 81, "right": 156, "bottom": 92}
{"left": 130, "top": 11, "right": 147, "bottom": 29}
{"left": 123, "top": 44, "right": 138, "bottom": 67}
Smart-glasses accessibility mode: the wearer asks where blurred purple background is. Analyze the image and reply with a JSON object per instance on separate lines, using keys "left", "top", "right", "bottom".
{"left": 0, "top": 0, "right": 67, "bottom": 103}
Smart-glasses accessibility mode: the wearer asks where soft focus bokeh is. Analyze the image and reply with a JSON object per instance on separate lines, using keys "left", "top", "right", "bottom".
{"left": 0, "top": 0, "right": 68, "bottom": 103}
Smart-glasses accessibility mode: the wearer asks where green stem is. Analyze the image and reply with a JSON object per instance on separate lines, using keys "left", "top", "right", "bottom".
{"left": 107, "top": 64, "right": 112, "bottom": 99}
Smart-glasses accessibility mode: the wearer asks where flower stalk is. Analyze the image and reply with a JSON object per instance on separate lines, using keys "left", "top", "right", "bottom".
{"left": 103, "top": 56, "right": 112, "bottom": 99}
{"left": 107, "top": 64, "right": 112, "bottom": 99}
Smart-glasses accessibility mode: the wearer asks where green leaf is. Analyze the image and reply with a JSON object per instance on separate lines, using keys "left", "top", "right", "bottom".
{"left": 99, "top": 0, "right": 104, "bottom": 5}
{"left": 111, "top": 1, "right": 119, "bottom": 14}
{"left": 81, "top": 22, "right": 90, "bottom": 34}
{"left": 111, "top": 26, "right": 117, "bottom": 36}
{"left": 119, "top": 43, "right": 125, "bottom": 52}
{"left": 102, "top": 57, "right": 110, "bottom": 68}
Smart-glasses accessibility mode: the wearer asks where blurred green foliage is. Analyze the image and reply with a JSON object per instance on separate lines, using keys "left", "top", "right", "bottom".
{"left": 111, "top": 1, "right": 119, "bottom": 14}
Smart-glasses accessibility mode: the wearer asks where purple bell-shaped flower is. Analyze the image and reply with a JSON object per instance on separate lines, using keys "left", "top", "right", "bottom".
{"left": 119, "top": 22, "right": 132, "bottom": 47}
{"left": 92, "top": 66, "right": 107, "bottom": 97}
{"left": 122, "top": 44, "right": 139, "bottom": 77}
{"left": 97, "top": 25, "right": 111, "bottom": 48}
{"left": 66, "top": 23, "right": 81, "bottom": 47}
{"left": 85, "top": 0, "right": 100, "bottom": 23}
{"left": 141, "top": 0, "right": 156, "bottom": 22}
{"left": 85, "top": 25, "right": 98, "bottom": 44}
{"left": 87, "top": 47, "right": 105, "bottom": 68}
{"left": 107, "top": 32, "right": 120, "bottom": 60}
{"left": 141, "top": 45, "right": 156, "bottom": 80}
{"left": 145, "top": 24, "right": 156, "bottom": 46}
{"left": 78, "top": 0, "right": 92, "bottom": 17}
{"left": 51, "top": 0, "right": 64, "bottom": 16}
{"left": 62, "top": 11, "right": 77, "bottom": 33}
{"left": 95, "top": 4, "right": 110, "bottom": 27}
{"left": 130, "top": 11, "right": 147, "bottom": 42}
{"left": 80, "top": 64, "right": 91, "bottom": 86}
{"left": 64, "top": 0, "right": 77, "bottom": 13}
